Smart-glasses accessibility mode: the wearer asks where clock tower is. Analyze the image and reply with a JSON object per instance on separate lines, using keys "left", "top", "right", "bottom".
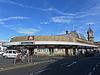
{"left": 87, "top": 25, "right": 94, "bottom": 43}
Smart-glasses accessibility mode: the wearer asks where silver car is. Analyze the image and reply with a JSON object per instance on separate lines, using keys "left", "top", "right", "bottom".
{"left": 3, "top": 50, "right": 19, "bottom": 58}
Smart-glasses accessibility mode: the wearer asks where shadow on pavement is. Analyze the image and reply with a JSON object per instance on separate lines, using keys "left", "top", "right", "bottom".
{"left": 38, "top": 56, "right": 80, "bottom": 75}
{"left": 39, "top": 56, "right": 100, "bottom": 75}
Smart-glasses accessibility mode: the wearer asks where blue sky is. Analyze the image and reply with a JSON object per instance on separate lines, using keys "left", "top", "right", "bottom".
{"left": 0, "top": 0, "right": 100, "bottom": 41}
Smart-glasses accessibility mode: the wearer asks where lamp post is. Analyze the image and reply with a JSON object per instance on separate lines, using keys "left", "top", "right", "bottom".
{"left": 36, "top": 45, "right": 38, "bottom": 58}
{"left": 26, "top": 48, "right": 30, "bottom": 63}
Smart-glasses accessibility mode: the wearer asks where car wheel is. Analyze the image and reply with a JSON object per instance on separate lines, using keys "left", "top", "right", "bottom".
{"left": 3, "top": 56, "right": 7, "bottom": 59}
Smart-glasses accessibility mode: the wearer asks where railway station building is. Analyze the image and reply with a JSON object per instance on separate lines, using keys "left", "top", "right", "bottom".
{"left": 3, "top": 26, "right": 98, "bottom": 56}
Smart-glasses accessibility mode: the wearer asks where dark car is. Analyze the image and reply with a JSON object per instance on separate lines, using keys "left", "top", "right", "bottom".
{"left": 85, "top": 51, "right": 94, "bottom": 57}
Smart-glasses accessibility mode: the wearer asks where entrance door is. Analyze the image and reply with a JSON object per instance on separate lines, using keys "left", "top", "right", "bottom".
{"left": 49, "top": 48, "right": 54, "bottom": 56}
{"left": 65, "top": 48, "right": 68, "bottom": 56}
{"left": 29, "top": 48, "right": 34, "bottom": 55}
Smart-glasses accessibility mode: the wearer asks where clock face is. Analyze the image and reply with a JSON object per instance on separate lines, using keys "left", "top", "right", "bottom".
{"left": 29, "top": 36, "right": 33, "bottom": 39}
{"left": 28, "top": 36, "right": 34, "bottom": 40}
{"left": 89, "top": 32, "right": 93, "bottom": 37}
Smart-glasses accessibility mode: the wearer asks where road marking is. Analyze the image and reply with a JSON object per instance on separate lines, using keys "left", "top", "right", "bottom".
{"left": 61, "top": 63, "right": 68, "bottom": 66}
{"left": 96, "top": 65, "right": 98, "bottom": 67}
{"left": 36, "top": 68, "right": 51, "bottom": 74}
{"left": 93, "top": 67, "right": 96, "bottom": 71}
{"left": 67, "top": 61, "right": 77, "bottom": 67}
{"left": 29, "top": 73, "right": 34, "bottom": 75}
{"left": 88, "top": 72, "right": 92, "bottom": 75}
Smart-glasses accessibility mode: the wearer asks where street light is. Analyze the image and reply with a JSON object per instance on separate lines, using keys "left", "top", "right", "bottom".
{"left": 36, "top": 45, "right": 38, "bottom": 58}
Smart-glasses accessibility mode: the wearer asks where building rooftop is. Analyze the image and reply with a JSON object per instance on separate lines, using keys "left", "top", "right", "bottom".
{"left": 67, "top": 31, "right": 86, "bottom": 40}
{"left": 10, "top": 31, "right": 87, "bottom": 44}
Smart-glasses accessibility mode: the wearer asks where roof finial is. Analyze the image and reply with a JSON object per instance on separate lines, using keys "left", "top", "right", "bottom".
{"left": 88, "top": 24, "right": 93, "bottom": 32}
{"left": 89, "top": 24, "right": 91, "bottom": 28}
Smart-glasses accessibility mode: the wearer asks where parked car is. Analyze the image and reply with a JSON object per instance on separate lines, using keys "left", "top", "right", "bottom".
{"left": 3, "top": 50, "right": 19, "bottom": 58}
{"left": 84, "top": 51, "right": 94, "bottom": 57}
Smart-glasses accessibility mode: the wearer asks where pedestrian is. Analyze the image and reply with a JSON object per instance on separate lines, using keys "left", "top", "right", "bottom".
{"left": 21, "top": 55, "right": 25, "bottom": 63}
{"left": 26, "top": 49, "right": 29, "bottom": 56}
{"left": 16, "top": 53, "right": 21, "bottom": 63}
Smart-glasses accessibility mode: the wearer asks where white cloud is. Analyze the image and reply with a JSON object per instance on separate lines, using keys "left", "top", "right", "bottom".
{"left": 50, "top": 11, "right": 100, "bottom": 24}
{"left": 51, "top": 16, "right": 72, "bottom": 23}
{"left": 96, "top": 6, "right": 100, "bottom": 9}
{"left": 0, "top": 0, "right": 91, "bottom": 18}
{"left": 44, "top": 8, "right": 100, "bottom": 18}
{"left": 1, "top": 0, "right": 100, "bottom": 26}
{"left": 0, "top": 0, "right": 49, "bottom": 11}
{"left": 0, "top": 0, "right": 76, "bottom": 16}
{"left": 86, "top": 22, "right": 95, "bottom": 25}
{"left": 0, "top": 16, "right": 29, "bottom": 22}
{"left": 15, "top": 28, "right": 40, "bottom": 35}
{"left": 0, "top": 16, "right": 29, "bottom": 25}
{"left": 40, "top": 21, "right": 49, "bottom": 24}
{"left": 0, "top": 0, "right": 99, "bottom": 18}
{"left": 45, "top": 8, "right": 77, "bottom": 16}
{"left": 0, "top": 21, "right": 5, "bottom": 24}
{"left": 0, "top": 0, "right": 31, "bottom": 8}
{"left": 4, "top": 24, "right": 40, "bottom": 35}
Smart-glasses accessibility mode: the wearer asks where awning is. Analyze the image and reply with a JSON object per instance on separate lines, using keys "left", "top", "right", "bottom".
{"left": 3, "top": 41, "right": 98, "bottom": 48}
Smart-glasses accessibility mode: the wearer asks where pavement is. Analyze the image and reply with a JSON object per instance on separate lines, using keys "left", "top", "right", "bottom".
{"left": 0, "top": 55, "right": 66, "bottom": 71}
{"left": 0, "top": 56, "right": 100, "bottom": 75}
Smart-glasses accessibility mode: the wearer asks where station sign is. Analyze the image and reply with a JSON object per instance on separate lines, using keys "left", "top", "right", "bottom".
{"left": 21, "top": 41, "right": 35, "bottom": 45}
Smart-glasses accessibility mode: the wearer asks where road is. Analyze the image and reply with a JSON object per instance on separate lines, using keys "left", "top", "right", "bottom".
{"left": 0, "top": 56, "right": 100, "bottom": 75}
{"left": 0, "top": 55, "right": 63, "bottom": 68}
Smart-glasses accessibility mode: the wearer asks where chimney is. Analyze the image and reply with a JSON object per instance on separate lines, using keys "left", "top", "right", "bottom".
{"left": 65, "top": 30, "right": 68, "bottom": 34}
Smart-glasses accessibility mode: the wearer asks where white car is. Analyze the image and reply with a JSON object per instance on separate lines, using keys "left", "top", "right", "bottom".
{"left": 3, "top": 50, "right": 19, "bottom": 58}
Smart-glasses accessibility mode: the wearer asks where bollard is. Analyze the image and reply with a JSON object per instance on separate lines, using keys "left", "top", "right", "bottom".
{"left": 30, "top": 55, "right": 33, "bottom": 63}
{"left": 27, "top": 55, "right": 30, "bottom": 63}
{"left": 13, "top": 58, "right": 16, "bottom": 64}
